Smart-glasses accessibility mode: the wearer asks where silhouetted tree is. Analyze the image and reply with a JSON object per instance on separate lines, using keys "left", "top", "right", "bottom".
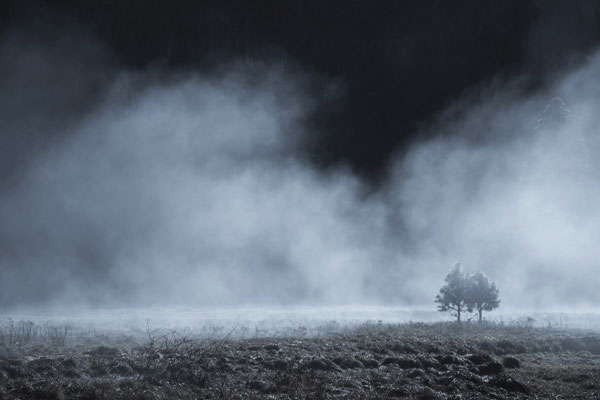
{"left": 467, "top": 271, "right": 500, "bottom": 323}
{"left": 435, "top": 263, "right": 472, "bottom": 323}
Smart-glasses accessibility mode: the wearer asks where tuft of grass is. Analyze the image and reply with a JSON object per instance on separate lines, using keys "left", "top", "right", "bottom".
{"left": 0, "top": 319, "right": 70, "bottom": 347}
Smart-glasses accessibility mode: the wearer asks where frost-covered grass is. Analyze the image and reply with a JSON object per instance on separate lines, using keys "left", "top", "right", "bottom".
{"left": 1, "top": 305, "right": 598, "bottom": 342}
{"left": 0, "top": 318, "right": 599, "bottom": 399}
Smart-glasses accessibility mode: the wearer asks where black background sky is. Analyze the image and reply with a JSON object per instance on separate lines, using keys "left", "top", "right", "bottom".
{"left": 2, "top": 0, "right": 600, "bottom": 181}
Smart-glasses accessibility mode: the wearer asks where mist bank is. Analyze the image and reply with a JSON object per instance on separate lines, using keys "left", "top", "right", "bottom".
{"left": 1, "top": 29, "right": 599, "bottom": 310}
{"left": 3, "top": 305, "right": 600, "bottom": 339}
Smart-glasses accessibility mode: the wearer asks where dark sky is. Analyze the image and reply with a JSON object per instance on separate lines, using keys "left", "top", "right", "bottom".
{"left": 2, "top": 0, "right": 600, "bottom": 180}
{"left": 2, "top": 1, "right": 600, "bottom": 309}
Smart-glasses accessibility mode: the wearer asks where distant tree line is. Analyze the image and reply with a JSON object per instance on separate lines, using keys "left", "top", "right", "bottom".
{"left": 435, "top": 263, "right": 500, "bottom": 323}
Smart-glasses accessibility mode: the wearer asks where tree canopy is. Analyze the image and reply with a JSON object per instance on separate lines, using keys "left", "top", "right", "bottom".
{"left": 435, "top": 263, "right": 472, "bottom": 323}
{"left": 435, "top": 263, "right": 500, "bottom": 323}
{"left": 468, "top": 271, "right": 500, "bottom": 323}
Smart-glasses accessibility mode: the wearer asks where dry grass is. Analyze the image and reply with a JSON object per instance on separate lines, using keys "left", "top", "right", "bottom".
{"left": 0, "top": 320, "right": 598, "bottom": 399}
{"left": 0, "top": 319, "right": 70, "bottom": 347}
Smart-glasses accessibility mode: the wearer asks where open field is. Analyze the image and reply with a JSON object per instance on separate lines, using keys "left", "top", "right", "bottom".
{"left": 3, "top": 306, "right": 600, "bottom": 337}
{"left": 0, "top": 318, "right": 599, "bottom": 399}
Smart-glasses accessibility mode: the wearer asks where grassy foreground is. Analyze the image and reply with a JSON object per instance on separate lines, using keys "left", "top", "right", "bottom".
{"left": 0, "top": 321, "right": 599, "bottom": 399}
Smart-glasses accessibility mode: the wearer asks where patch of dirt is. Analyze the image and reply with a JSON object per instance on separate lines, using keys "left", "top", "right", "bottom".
{"left": 0, "top": 323, "right": 599, "bottom": 399}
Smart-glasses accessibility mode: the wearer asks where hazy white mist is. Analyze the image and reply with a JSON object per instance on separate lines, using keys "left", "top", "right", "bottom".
{"left": 1, "top": 26, "right": 599, "bottom": 312}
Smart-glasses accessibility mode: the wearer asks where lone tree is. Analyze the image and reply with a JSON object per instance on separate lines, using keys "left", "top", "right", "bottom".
{"left": 435, "top": 263, "right": 472, "bottom": 323}
{"left": 467, "top": 271, "right": 500, "bottom": 323}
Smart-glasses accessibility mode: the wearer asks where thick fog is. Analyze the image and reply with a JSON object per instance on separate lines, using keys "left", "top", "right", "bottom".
{"left": 389, "top": 61, "right": 600, "bottom": 310}
{"left": 1, "top": 26, "right": 599, "bottom": 312}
